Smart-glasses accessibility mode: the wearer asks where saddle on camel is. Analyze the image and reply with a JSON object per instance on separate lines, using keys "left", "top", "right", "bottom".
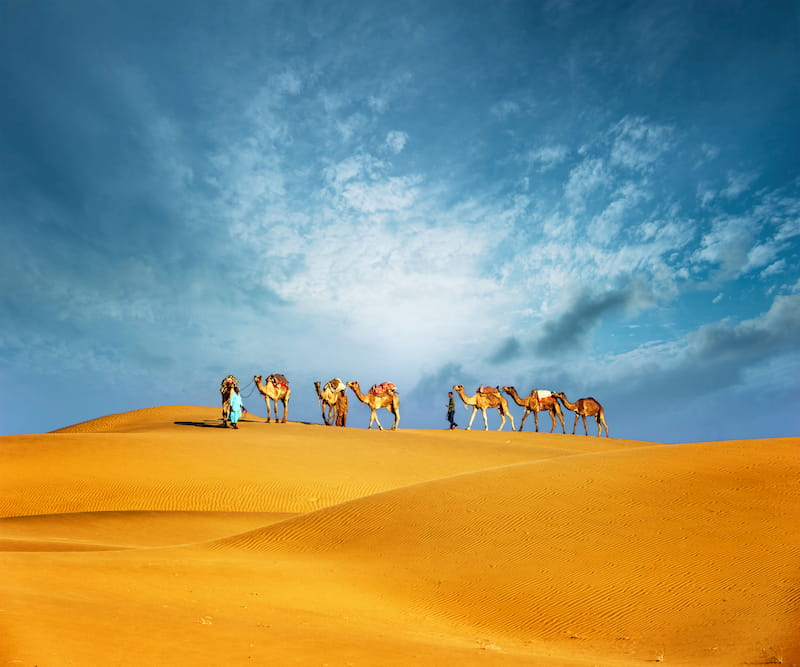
{"left": 369, "top": 381, "right": 397, "bottom": 396}
{"left": 325, "top": 378, "right": 347, "bottom": 394}
{"left": 477, "top": 385, "right": 500, "bottom": 394}
{"left": 269, "top": 373, "right": 289, "bottom": 389}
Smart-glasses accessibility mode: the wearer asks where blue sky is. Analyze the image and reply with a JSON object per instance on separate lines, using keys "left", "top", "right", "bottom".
{"left": 1, "top": 0, "right": 798, "bottom": 441}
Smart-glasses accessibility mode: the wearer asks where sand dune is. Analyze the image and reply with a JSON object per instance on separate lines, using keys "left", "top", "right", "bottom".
{"left": 1, "top": 406, "right": 797, "bottom": 666}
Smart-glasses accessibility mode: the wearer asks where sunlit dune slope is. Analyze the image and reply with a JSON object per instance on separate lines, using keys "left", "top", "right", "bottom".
{"left": 1, "top": 406, "right": 797, "bottom": 667}
{"left": 3, "top": 406, "right": 646, "bottom": 518}
{"left": 212, "top": 438, "right": 800, "bottom": 663}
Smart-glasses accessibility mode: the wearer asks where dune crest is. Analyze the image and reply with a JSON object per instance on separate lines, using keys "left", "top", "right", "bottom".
{"left": 1, "top": 406, "right": 798, "bottom": 666}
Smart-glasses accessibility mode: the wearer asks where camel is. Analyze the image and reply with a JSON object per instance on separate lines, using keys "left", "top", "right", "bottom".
{"left": 219, "top": 375, "right": 238, "bottom": 427}
{"left": 347, "top": 381, "right": 400, "bottom": 430}
{"left": 314, "top": 378, "right": 346, "bottom": 426}
{"left": 253, "top": 374, "right": 291, "bottom": 423}
{"left": 452, "top": 384, "right": 515, "bottom": 431}
{"left": 552, "top": 391, "right": 609, "bottom": 437}
{"left": 502, "top": 386, "right": 565, "bottom": 434}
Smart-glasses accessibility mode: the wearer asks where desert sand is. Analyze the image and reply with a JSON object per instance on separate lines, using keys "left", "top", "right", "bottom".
{"left": 1, "top": 406, "right": 798, "bottom": 666}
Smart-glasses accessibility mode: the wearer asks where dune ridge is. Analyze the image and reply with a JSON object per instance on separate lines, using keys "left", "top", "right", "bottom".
{"left": 1, "top": 406, "right": 797, "bottom": 666}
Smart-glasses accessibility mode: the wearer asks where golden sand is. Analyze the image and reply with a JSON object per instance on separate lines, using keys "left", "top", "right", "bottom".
{"left": 1, "top": 406, "right": 798, "bottom": 666}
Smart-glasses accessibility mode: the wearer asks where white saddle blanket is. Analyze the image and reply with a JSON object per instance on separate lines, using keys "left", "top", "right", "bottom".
{"left": 533, "top": 389, "right": 552, "bottom": 399}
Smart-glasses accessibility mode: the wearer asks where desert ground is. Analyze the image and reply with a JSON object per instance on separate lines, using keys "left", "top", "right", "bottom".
{"left": 1, "top": 405, "right": 798, "bottom": 666}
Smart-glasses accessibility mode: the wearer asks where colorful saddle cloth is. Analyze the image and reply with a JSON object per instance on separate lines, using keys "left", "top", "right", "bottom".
{"left": 369, "top": 382, "right": 397, "bottom": 396}
{"left": 325, "top": 378, "right": 346, "bottom": 394}
{"left": 477, "top": 385, "right": 500, "bottom": 394}
{"left": 269, "top": 373, "right": 289, "bottom": 388}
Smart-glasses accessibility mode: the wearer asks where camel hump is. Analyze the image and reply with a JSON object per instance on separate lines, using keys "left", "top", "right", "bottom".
{"left": 270, "top": 373, "right": 288, "bottom": 385}
{"left": 478, "top": 385, "right": 500, "bottom": 394}
{"left": 369, "top": 382, "right": 397, "bottom": 396}
{"left": 325, "top": 378, "right": 346, "bottom": 393}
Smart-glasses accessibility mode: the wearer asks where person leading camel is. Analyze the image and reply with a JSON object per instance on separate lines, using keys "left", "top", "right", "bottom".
{"left": 228, "top": 386, "right": 243, "bottom": 429}
{"left": 446, "top": 391, "right": 458, "bottom": 430}
{"left": 220, "top": 375, "right": 238, "bottom": 426}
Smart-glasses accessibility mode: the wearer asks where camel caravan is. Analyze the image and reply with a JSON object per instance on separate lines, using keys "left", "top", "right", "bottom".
{"left": 220, "top": 375, "right": 400, "bottom": 431}
{"left": 219, "top": 375, "right": 606, "bottom": 436}
{"left": 451, "top": 384, "right": 608, "bottom": 436}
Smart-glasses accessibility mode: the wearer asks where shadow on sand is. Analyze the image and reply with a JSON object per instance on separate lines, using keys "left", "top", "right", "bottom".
{"left": 175, "top": 420, "right": 230, "bottom": 428}
{"left": 175, "top": 419, "right": 317, "bottom": 428}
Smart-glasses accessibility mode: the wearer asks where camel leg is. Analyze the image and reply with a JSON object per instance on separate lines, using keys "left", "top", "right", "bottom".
{"left": 507, "top": 412, "right": 516, "bottom": 432}
{"left": 281, "top": 398, "right": 288, "bottom": 423}
{"left": 497, "top": 410, "right": 506, "bottom": 431}
{"left": 581, "top": 415, "right": 589, "bottom": 436}
{"left": 571, "top": 414, "right": 579, "bottom": 435}
{"left": 371, "top": 410, "right": 384, "bottom": 431}
{"left": 599, "top": 414, "right": 609, "bottom": 437}
{"left": 466, "top": 408, "right": 478, "bottom": 430}
{"left": 519, "top": 410, "right": 530, "bottom": 431}
{"left": 533, "top": 410, "right": 540, "bottom": 433}
{"left": 392, "top": 407, "right": 400, "bottom": 431}
{"left": 556, "top": 408, "right": 565, "bottom": 434}
{"left": 481, "top": 408, "right": 489, "bottom": 431}
{"left": 548, "top": 410, "right": 557, "bottom": 433}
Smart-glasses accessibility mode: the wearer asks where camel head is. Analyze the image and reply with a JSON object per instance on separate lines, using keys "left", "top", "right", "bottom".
{"left": 253, "top": 375, "right": 262, "bottom": 383}
{"left": 452, "top": 384, "right": 464, "bottom": 392}
{"left": 502, "top": 386, "right": 514, "bottom": 394}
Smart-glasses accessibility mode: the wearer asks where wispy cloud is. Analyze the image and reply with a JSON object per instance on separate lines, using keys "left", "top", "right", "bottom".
{"left": 609, "top": 116, "right": 673, "bottom": 172}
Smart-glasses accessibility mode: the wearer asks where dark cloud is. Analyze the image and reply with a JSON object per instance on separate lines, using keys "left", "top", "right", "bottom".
{"left": 534, "top": 281, "right": 652, "bottom": 355}
{"left": 490, "top": 336, "right": 522, "bottom": 363}
{"left": 687, "top": 293, "right": 800, "bottom": 364}
{"left": 604, "top": 293, "right": 800, "bottom": 441}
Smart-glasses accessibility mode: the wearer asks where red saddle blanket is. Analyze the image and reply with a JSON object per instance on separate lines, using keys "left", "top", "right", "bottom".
{"left": 369, "top": 382, "right": 397, "bottom": 396}
{"left": 478, "top": 385, "right": 500, "bottom": 394}
{"left": 269, "top": 373, "right": 289, "bottom": 389}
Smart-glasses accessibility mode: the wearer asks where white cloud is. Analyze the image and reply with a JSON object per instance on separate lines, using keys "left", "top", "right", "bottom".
{"left": 609, "top": 116, "right": 673, "bottom": 171}
{"left": 564, "top": 157, "right": 608, "bottom": 212}
{"left": 700, "top": 143, "right": 720, "bottom": 161}
{"left": 589, "top": 181, "right": 647, "bottom": 242}
{"left": 341, "top": 175, "right": 420, "bottom": 213}
{"left": 744, "top": 239, "right": 783, "bottom": 274}
{"left": 721, "top": 170, "right": 758, "bottom": 199}
{"left": 490, "top": 99, "right": 521, "bottom": 118}
{"left": 693, "top": 214, "right": 754, "bottom": 279}
{"left": 385, "top": 130, "right": 408, "bottom": 154}
{"left": 527, "top": 144, "right": 569, "bottom": 171}
{"left": 760, "top": 259, "right": 786, "bottom": 279}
